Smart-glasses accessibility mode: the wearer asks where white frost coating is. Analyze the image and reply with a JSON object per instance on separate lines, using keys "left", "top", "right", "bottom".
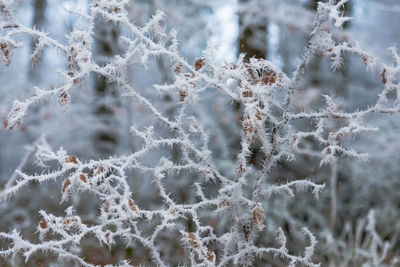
{"left": 0, "top": 0, "right": 399, "bottom": 266}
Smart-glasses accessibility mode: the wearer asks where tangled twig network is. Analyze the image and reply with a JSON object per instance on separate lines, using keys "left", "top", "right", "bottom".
{"left": 1, "top": 0, "right": 400, "bottom": 266}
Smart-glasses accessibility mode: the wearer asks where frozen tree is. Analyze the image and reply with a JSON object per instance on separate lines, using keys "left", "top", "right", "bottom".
{"left": 0, "top": 0, "right": 399, "bottom": 266}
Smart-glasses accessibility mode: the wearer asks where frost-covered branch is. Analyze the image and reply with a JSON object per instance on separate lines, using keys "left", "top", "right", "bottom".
{"left": 0, "top": 0, "right": 399, "bottom": 266}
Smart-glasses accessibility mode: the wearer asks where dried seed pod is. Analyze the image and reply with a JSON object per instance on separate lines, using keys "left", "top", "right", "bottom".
{"left": 255, "top": 108, "right": 262, "bottom": 121}
{"left": 242, "top": 90, "right": 253, "bottom": 98}
{"left": 194, "top": 58, "right": 205, "bottom": 71}
{"left": 174, "top": 63, "right": 182, "bottom": 74}
{"left": 252, "top": 204, "right": 264, "bottom": 230}
{"left": 187, "top": 232, "right": 200, "bottom": 249}
{"left": 0, "top": 41, "right": 16, "bottom": 66}
{"left": 205, "top": 250, "right": 215, "bottom": 262}
{"left": 381, "top": 69, "right": 387, "bottom": 85}
{"left": 262, "top": 71, "right": 277, "bottom": 85}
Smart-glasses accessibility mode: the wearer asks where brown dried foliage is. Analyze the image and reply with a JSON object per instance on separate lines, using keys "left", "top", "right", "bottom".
{"left": 79, "top": 173, "right": 88, "bottom": 183}
{"left": 194, "top": 58, "right": 205, "bottom": 71}
{"left": 65, "top": 155, "right": 78, "bottom": 164}
{"left": 255, "top": 108, "right": 262, "bottom": 121}
{"left": 187, "top": 231, "right": 215, "bottom": 262}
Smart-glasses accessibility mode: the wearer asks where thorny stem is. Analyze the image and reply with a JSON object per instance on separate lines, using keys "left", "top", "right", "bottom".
{"left": 329, "top": 160, "right": 338, "bottom": 232}
{"left": 283, "top": 4, "right": 326, "bottom": 113}
{"left": 1, "top": 0, "right": 399, "bottom": 266}
{"left": 252, "top": 5, "right": 327, "bottom": 202}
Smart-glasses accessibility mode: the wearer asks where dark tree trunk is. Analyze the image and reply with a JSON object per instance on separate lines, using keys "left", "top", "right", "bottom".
{"left": 238, "top": 0, "right": 267, "bottom": 61}
{"left": 92, "top": 21, "right": 120, "bottom": 157}
{"left": 29, "top": 0, "right": 46, "bottom": 81}
{"left": 32, "top": 0, "right": 46, "bottom": 27}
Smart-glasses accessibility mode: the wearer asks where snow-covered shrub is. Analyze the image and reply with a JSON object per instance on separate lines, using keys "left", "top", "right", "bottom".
{"left": 0, "top": 0, "right": 399, "bottom": 266}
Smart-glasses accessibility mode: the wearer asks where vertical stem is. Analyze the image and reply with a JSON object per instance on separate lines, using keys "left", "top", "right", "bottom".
{"left": 329, "top": 161, "right": 337, "bottom": 232}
